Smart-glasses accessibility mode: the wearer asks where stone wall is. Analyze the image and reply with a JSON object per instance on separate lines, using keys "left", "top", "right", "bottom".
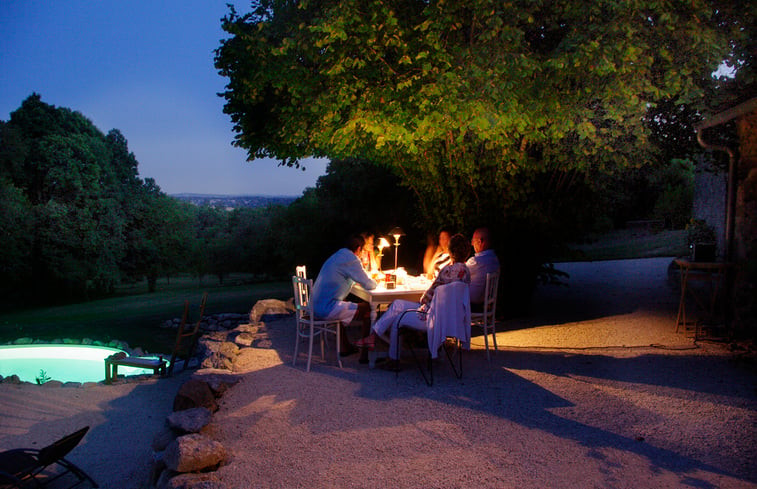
{"left": 693, "top": 154, "right": 727, "bottom": 258}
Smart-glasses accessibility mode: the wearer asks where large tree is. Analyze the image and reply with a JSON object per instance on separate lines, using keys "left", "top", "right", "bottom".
{"left": 216, "top": 0, "right": 752, "bottom": 309}
{"left": 217, "top": 0, "right": 747, "bottom": 220}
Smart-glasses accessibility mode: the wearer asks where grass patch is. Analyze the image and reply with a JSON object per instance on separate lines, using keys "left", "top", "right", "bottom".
{"left": 555, "top": 229, "right": 689, "bottom": 262}
{"left": 0, "top": 278, "right": 290, "bottom": 353}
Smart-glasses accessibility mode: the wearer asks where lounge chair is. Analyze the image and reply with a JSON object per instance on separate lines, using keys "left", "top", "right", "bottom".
{"left": 0, "top": 426, "right": 98, "bottom": 488}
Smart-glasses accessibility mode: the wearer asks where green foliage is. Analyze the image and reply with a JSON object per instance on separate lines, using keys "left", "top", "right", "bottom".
{"left": 216, "top": 0, "right": 749, "bottom": 311}
{"left": 686, "top": 218, "right": 716, "bottom": 246}
{"left": 35, "top": 369, "right": 51, "bottom": 385}
{"left": 194, "top": 205, "right": 234, "bottom": 283}
{"left": 0, "top": 180, "right": 34, "bottom": 300}
{"left": 650, "top": 158, "right": 694, "bottom": 228}
{"left": 0, "top": 95, "right": 196, "bottom": 304}
{"left": 265, "top": 158, "right": 420, "bottom": 276}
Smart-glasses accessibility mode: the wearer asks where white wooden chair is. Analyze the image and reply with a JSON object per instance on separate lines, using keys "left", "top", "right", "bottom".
{"left": 291, "top": 275, "right": 342, "bottom": 372}
{"left": 471, "top": 270, "right": 499, "bottom": 361}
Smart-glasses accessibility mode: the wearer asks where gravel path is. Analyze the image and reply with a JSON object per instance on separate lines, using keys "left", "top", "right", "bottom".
{"left": 1, "top": 257, "right": 755, "bottom": 488}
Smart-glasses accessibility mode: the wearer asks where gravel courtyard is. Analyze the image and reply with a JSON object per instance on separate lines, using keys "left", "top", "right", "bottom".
{"left": 1, "top": 257, "right": 755, "bottom": 488}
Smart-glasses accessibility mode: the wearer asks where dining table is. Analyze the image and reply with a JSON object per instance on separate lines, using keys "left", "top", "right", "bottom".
{"left": 350, "top": 272, "right": 431, "bottom": 367}
{"left": 673, "top": 258, "right": 735, "bottom": 339}
{"left": 350, "top": 273, "right": 431, "bottom": 327}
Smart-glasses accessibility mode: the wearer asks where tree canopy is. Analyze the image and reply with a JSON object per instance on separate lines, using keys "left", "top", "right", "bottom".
{"left": 216, "top": 0, "right": 751, "bottom": 231}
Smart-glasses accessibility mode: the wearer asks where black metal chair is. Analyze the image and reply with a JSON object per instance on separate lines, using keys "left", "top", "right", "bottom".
{"left": 0, "top": 426, "right": 98, "bottom": 488}
{"left": 396, "top": 281, "right": 471, "bottom": 386}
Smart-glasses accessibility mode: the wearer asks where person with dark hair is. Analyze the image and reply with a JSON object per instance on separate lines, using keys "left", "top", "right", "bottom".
{"left": 423, "top": 228, "right": 453, "bottom": 279}
{"left": 466, "top": 227, "right": 500, "bottom": 309}
{"left": 354, "top": 234, "right": 471, "bottom": 360}
{"left": 359, "top": 232, "right": 379, "bottom": 271}
{"left": 312, "top": 235, "right": 377, "bottom": 355}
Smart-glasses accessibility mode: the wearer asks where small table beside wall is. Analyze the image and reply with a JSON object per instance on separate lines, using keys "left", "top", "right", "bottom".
{"left": 673, "top": 258, "right": 734, "bottom": 339}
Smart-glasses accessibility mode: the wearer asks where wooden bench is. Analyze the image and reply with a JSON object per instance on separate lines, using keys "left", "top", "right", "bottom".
{"left": 105, "top": 354, "right": 167, "bottom": 384}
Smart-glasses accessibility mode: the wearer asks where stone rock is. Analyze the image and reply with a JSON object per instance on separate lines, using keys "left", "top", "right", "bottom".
{"left": 167, "top": 407, "right": 213, "bottom": 434}
{"left": 150, "top": 451, "right": 167, "bottom": 486}
{"left": 198, "top": 340, "right": 239, "bottom": 371}
{"left": 108, "top": 351, "right": 127, "bottom": 361}
{"left": 249, "top": 298, "right": 294, "bottom": 323}
{"left": 152, "top": 427, "right": 177, "bottom": 452}
{"left": 163, "top": 434, "right": 226, "bottom": 473}
{"left": 167, "top": 473, "right": 227, "bottom": 489}
{"left": 201, "top": 354, "right": 233, "bottom": 371}
{"left": 233, "top": 332, "right": 255, "bottom": 347}
{"left": 156, "top": 467, "right": 179, "bottom": 489}
{"left": 40, "top": 380, "right": 63, "bottom": 388}
{"left": 218, "top": 342, "right": 239, "bottom": 358}
{"left": 233, "top": 323, "right": 259, "bottom": 334}
{"left": 196, "top": 374, "right": 240, "bottom": 397}
{"left": 173, "top": 379, "right": 218, "bottom": 412}
{"left": 253, "top": 337, "right": 273, "bottom": 349}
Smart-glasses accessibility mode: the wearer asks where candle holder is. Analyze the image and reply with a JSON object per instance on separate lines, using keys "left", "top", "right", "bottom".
{"left": 376, "top": 237, "right": 390, "bottom": 271}
{"left": 389, "top": 227, "right": 405, "bottom": 271}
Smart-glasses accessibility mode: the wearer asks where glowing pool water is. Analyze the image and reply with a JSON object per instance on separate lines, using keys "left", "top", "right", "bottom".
{"left": 0, "top": 345, "right": 159, "bottom": 384}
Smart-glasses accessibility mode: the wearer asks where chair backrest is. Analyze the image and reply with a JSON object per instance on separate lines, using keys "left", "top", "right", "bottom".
{"left": 292, "top": 275, "right": 314, "bottom": 319}
{"left": 295, "top": 265, "right": 307, "bottom": 279}
{"left": 37, "top": 427, "right": 89, "bottom": 467}
{"left": 426, "top": 281, "right": 471, "bottom": 357}
{"left": 482, "top": 270, "right": 500, "bottom": 318}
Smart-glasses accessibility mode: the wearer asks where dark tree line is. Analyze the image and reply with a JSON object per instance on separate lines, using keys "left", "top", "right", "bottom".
{"left": 0, "top": 94, "right": 706, "bottom": 311}
{"left": 0, "top": 96, "right": 412, "bottom": 306}
{"left": 0, "top": 95, "right": 202, "bottom": 304}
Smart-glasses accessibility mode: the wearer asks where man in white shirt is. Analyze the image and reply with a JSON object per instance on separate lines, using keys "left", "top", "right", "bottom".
{"left": 312, "top": 235, "right": 377, "bottom": 355}
{"left": 466, "top": 227, "right": 500, "bottom": 310}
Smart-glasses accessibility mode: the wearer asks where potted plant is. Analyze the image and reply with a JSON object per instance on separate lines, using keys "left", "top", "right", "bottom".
{"left": 686, "top": 219, "right": 717, "bottom": 262}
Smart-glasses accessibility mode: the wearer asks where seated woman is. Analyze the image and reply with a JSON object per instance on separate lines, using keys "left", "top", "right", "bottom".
{"left": 422, "top": 228, "right": 452, "bottom": 279}
{"left": 359, "top": 231, "right": 379, "bottom": 272}
{"left": 355, "top": 233, "right": 471, "bottom": 360}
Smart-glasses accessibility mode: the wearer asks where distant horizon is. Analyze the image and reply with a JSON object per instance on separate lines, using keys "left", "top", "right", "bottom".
{"left": 170, "top": 192, "right": 302, "bottom": 198}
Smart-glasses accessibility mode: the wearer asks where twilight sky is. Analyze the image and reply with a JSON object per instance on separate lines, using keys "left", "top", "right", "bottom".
{"left": 0, "top": 1, "right": 328, "bottom": 196}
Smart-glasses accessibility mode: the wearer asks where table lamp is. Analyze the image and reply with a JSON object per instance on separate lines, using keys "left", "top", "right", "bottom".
{"left": 376, "top": 237, "right": 390, "bottom": 271}
{"left": 389, "top": 227, "right": 405, "bottom": 271}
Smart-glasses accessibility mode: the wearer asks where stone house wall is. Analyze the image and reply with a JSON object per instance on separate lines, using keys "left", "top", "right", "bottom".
{"left": 692, "top": 154, "right": 728, "bottom": 258}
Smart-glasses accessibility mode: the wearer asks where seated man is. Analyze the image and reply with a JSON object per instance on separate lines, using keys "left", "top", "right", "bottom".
{"left": 312, "top": 234, "right": 377, "bottom": 357}
{"left": 466, "top": 227, "right": 500, "bottom": 311}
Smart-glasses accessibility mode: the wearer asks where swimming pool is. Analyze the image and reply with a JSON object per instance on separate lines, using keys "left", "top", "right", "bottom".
{"left": 0, "top": 345, "right": 160, "bottom": 384}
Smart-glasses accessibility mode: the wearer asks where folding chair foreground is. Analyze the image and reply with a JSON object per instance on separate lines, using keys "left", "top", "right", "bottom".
{"left": 0, "top": 427, "right": 98, "bottom": 488}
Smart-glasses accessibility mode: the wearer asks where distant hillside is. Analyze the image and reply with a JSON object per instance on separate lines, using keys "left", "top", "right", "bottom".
{"left": 172, "top": 193, "right": 297, "bottom": 209}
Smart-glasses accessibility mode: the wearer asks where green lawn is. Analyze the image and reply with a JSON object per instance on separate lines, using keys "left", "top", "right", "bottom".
{"left": 0, "top": 277, "right": 291, "bottom": 353}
